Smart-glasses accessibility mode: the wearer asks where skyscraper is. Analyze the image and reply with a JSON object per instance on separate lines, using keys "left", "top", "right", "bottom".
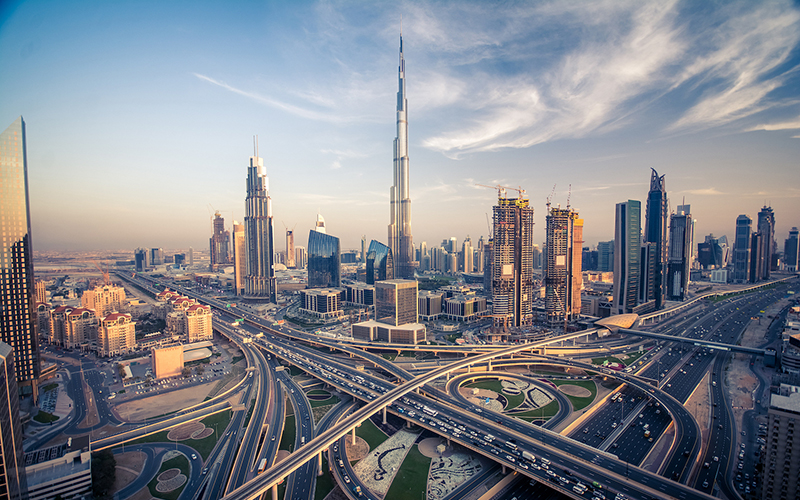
{"left": 644, "top": 169, "right": 668, "bottom": 310}
{"left": 614, "top": 200, "right": 641, "bottom": 315}
{"left": 733, "top": 214, "right": 752, "bottom": 282}
{"left": 286, "top": 229, "right": 296, "bottom": 268}
{"left": 0, "top": 117, "right": 40, "bottom": 401}
{"left": 462, "top": 236, "right": 473, "bottom": 273}
{"left": 492, "top": 194, "right": 534, "bottom": 328}
{"left": 388, "top": 33, "right": 415, "bottom": 279}
{"left": 209, "top": 211, "right": 230, "bottom": 270}
{"left": 544, "top": 206, "right": 583, "bottom": 327}
{"left": 366, "top": 240, "right": 394, "bottom": 285}
{"left": 232, "top": 221, "right": 245, "bottom": 295}
{"left": 597, "top": 241, "right": 614, "bottom": 272}
{"left": 667, "top": 207, "right": 693, "bottom": 300}
{"left": 243, "top": 146, "right": 276, "bottom": 302}
{"left": 756, "top": 205, "right": 775, "bottom": 280}
{"left": 0, "top": 342, "right": 27, "bottom": 500}
{"left": 784, "top": 227, "right": 799, "bottom": 272}
{"left": 308, "top": 218, "right": 341, "bottom": 289}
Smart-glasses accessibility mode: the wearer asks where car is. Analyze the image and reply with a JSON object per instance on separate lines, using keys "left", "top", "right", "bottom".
{"left": 191, "top": 454, "right": 197, "bottom": 460}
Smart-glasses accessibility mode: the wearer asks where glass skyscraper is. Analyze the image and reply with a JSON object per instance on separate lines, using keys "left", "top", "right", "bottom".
{"left": 0, "top": 342, "right": 27, "bottom": 500}
{"left": 644, "top": 168, "right": 668, "bottom": 310}
{"left": 733, "top": 214, "right": 752, "bottom": 282}
{"left": 0, "top": 117, "right": 40, "bottom": 401}
{"left": 366, "top": 240, "right": 394, "bottom": 285}
{"left": 308, "top": 230, "right": 341, "bottom": 289}
{"left": 614, "top": 200, "right": 641, "bottom": 314}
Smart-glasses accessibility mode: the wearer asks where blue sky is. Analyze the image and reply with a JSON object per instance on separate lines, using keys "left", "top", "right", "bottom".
{"left": 2, "top": 0, "right": 799, "bottom": 253}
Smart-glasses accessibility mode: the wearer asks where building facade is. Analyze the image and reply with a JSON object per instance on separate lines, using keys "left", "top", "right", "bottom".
{"left": 299, "top": 289, "right": 344, "bottom": 319}
{"left": 0, "top": 342, "right": 27, "bottom": 500}
{"left": 388, "top": 34, "right": 415, "bottom": 279}
{"left": 232, "top": 221, "right": 246, "bottom": 295}
{"left": 613, "top": 200, "right": 641, "bottom": 315}
{"left": 243, "top": 151, "right": 277, "bottom": 302}
{"left": 81, "top": 283, "right": 126, "bottom": 318}
{"left": 25, "top": 437, "right": 90, "bottom": 500}
{"left": 544, "top": 206, "right": 583, "bottom": 327}
{"left": 0, "top": 117, "right": 40, "bottom": 401}
{"left": 762, "top": 387, "right": 800, "bottom": 500}
{"left": 375, "top": 279, "right": 418, "bottom": 326}
{"left": 308, "top": 229, "right": 341, "bottom": 288}
{"left": 754, "top": 205, "right": 776, "bottom": 281}
{"left": 151, "top": 344, "right": 184, "bottom": 379}
{"left": 286, "top": 229, "right": 296, "bottom": 268}
{"left": 184, "top": 304, "right": 213, "bottom": 342}
{"left": 209, "top": 211, "right": 230, "bottom": 269}
{"left": 492, "top": 196, "right": 535, "bottom": 328}
{"left": 785, "top": 227, "right": 799, "bottom": 272}
{"left": 366, "top": 240, "right": 394, "bottom": 285}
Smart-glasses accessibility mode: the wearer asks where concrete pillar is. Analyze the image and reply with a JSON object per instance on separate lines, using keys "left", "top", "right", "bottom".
{"left": 467, "top": 365, "right": 471, "bottom": 373}
{"left": 382, "top": 407, "right": 387, "bottom": 425}
{"left": 272, "top": 484, "right": 278, "bottom": 500}
{"left": 352, "top": 427, "right": 357, "bottom": 445}
{"left": 488, "top": 361, "right": 492, "bottom": 371}
{"left": 502, "top": 465, "right": 506, "bottom": 474}
{"left": 446, "top": 371, "right": 450, "bottom": 381}
{"left": 407, "top": 419, "right": 412, "bottom": 428}
{"left": 317, "top": 452, "right": 323, "bottom": 476}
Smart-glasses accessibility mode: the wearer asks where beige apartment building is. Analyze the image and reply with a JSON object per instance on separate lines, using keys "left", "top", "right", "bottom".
{"left": 98, "top": 313, "right": 136, "bottom": 357}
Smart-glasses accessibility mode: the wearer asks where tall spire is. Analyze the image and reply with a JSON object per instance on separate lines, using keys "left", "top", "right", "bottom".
{"left": 389, "top": 29, "right": 414, "bottom": 279}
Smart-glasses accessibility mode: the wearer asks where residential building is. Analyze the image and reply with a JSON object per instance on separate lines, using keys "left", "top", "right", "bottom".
{"left": 614, "top": 200, "right": 641, "bottom": 314}
{"left": 295, "top": 246, "right": 307, "bottom": 269}
{"left": 184, "top": 304, "right": 213, "bottom": 342}
{"left": 492, "top": 194, "right": 535, "bottom": 328}
{"left": 544, "top": 206, "right": 583, "bottom": 327}
{"left": 81, "top": 283, "right": 126, "bottom": 318}
{"left": 243, "top": 147, "right": 277, "bottom": 302}
{"left": 98, "top": 313, "right": 136, "bottom": 357}
{"left": 49, "top": 307, "right": 97, "bottom": 350}
{"left": 388, "top": 34, "right": 415, "bottom": 279}
{"left": 0, "top": 117, "right": 40, "bottom": 401}
{"left": 751, "top": 205, "right": 776, "bottom": 282}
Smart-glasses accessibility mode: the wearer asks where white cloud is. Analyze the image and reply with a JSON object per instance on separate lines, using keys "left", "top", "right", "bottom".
{"left": 683, "top": 188, "right": 724, "bottom": 195}
{"left": 748, "top": 118, "right": 800, "bottom": 132}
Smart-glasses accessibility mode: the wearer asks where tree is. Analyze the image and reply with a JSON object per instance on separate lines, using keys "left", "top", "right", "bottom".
{"left": 91, "top": 449, "right": 116, "bottom": 500}
{"left": 181, "top": 367, "right": 191, "bottom": 378}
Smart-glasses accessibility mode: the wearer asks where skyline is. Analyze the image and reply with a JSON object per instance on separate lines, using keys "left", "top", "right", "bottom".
{"left": 2, "top": 0, "right": 799, "bottom": 253}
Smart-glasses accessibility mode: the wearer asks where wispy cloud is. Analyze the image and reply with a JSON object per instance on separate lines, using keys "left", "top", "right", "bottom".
{"left": 683, "top": 187, "right": 724, "bottom": 195}
{"left": 747, "top": 118, "right": 800, "bottom": 132}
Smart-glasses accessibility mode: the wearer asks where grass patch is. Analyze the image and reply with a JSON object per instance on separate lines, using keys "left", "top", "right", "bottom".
{"left": 310, "top": 396, "right": 340, "bottom": 408}
{"left": 552, "top": 379, "right": 597, "bottom": 411}
{"left": 381, "top": 353, "right": 397, "bottom": 361}
{"left": 280, "top": 415, "right": 296, "bottom": 452}
{"left": 147, "top": 454, "right": 189, "bottom": 500}
{"left": 385, "top": 445, "right": 431, "bottom": 500}
{"left": 510, "top": 399, "right": 560, "bottom": 420}
{"left": 34, "top": 411, "right": 59, "bottom": 424}
{"left": 503, "top": 391, "right": 525, "bottom": 411}
{"left": 288, "top": 365, "right": 304, "bottom": 377}
{"left": 591, "top": 356, "right": 624, "bottom": 366}
{"left": 465, "top": 379, "right": 503, "bottom": 393}
{"left": 399, "top": 350, "right": 417, "bottom": 357}
{"left": 356, "top": 418, "right": 388, "bottom": 452}
{"left": 42, "top": 383, "right": 58, "bottom": 392}
{"left": 314, "top": 456, "right": 335, "bottom": 500}
{"left": 307, "top": 389, "right": 329, "bottom": 396}
{"left": 231, "top": 355, "right": 244, "bottom": 365}
{"left": 623, "top": 350, "right": 647, "bottom": 364}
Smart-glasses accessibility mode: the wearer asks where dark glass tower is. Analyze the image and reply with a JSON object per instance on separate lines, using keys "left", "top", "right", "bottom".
{"left": 0, "top": 342, "right": 27, "bottom": 500}
{"left": 644, "top": 168, "right": 668, "bottom": 309}
{"left": 366, "top": 240, "right": 394, "bottom": 285}
{"left": 785, "top": 227, "right": 799, "bottom": 273}
{"left": 244, "top": 149, "right": 276, "bottom": 302}
{"left": 733, "top": 214, "right": 752, "bottom": 282}
{"left": 0, "top": 117, "right": 40, "bottom": 401}
{"left": 667, "top": 207, "right": 693, "bottom": 300}
{"left": 307, "top": 229, "right": 340, "bottom": 288}
{"left": 756, "top": 206, "right": 775, "bottom": 280}
{"left": 614, "top": 200, "right": 641, "bottom": 314}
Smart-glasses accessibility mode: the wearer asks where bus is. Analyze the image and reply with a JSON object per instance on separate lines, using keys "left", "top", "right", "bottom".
{"left": 258, "top": 458, "right": 267, "bottom": 474}
{"left": 422, "top": 406, "right": 438, "bottom": 417}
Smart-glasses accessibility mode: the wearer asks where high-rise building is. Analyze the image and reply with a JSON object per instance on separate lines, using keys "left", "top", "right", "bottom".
{"left": 98, "top": 313, "right": 135, "bottom": 357}
{"left": 184, "top": 304, "right": 213, "bottom": 342}
{"left": 614, "top": 200, "right": 641, "bottom": 315}
{"left": 644, "top": 169, "right": 668, "bottom": 310}
{"left": 462, "top": 237, "right": 474, "bottom": 273}
{"left": 667, "top": 207, "right": 693, "bottom": 300}
{"left": 483, "top": 240, "right": 493, "bottom": 294}
{"left": 492, "top": 194, "right": 534, "bottom": 328}
{"left": 134, "top": 248, "right": 146, "bottom": 272}
{"left": 597, "top": 241, "right": 614, "bottom": 272}
{"left": 286, "top": 229, "right": 296, "bottom": 268}
{"left": 295, "top": 246, "right": 307, "bottom": 269}
{"left": 698, "top": 234, "right": 727, "bottom": 269}
{"left": 308, "top": 221, "right": 341, "bottom": 289}
{"left": 733, "top": 214, "right": 752, "bottom": 282}
{"left": 361, "top": 236, "right": 367, "bottom": 263}
{"left": 762, "top": 387, "right": 800, "bottom": 500}
{"left": 754, "top": 205, "right": 775, "bottom": 281}
{"left": 243, "top": 147, "right": 276, "bottom": 302}
{"left": 544, "top": 206, "right": 583, "bottom": 327}
{"left": 50, "top": 306, "right": 97, "bottom": 349}
{"left": 209, "top": 211, "right": 230, "bottom": 269}
{"left": 388, "top": 34, "right": 415, "bottom": 280}
{"left": 366, "top": 240, "right": 394, "bottom": 285}
{"left": 0, "top": 342, "right": 27, "bottom": 500}
{"left": 81, "top": 283, "right": 126, "bottom": 318}
{"left": 784, "top": 227, "right": 799, "bottom": 272}
{"left": 188, "top": 246, "right": 194, "bottom": 266}
{"left": 0, "top": 117, "right": 40, "bottom": 401}
{"left": 232, "top": 221, "right": 246, "bottom": 295}
{"left": 150, "top": 248, "right": 164, "bottom": 266}
{"left": 375, "top": 279, "right": 418, "bottom": 326}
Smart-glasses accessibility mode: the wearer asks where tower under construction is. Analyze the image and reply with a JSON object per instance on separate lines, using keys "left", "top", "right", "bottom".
{"left": 544, "top": 206, "right": 583, "bottom": 328}
{"left": 491, "top": 192, "right": 534, "bottom": 328}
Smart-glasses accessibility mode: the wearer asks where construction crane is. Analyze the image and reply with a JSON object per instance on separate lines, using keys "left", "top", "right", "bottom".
{"left": 546, "top": 184, "right": 556, "bottom": 211}
{"left": 476, "top": 184, "right": 527, "bottom": 199}
{"left": 90, "top": 260, "right": 110, "bottom": 285}
{"left": 566, "top": 184, "right": 572, "bottom": 209}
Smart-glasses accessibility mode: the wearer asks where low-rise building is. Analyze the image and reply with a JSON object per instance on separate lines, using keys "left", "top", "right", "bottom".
{"left": 185, "top": 304, "right": 213, "bottom": 342}
{"left": 418, "top": 291, "right": 443, "bottom": 321}
{"left": 151, "top": 344, "right": 185, "bottom": 379}
{"left": 351, "top": 320, "right": 425, "bottom": 344}
{"left": 299, "top": 288, "right": 344, "bottom": 319}
{"left": 443, "top": 294, "right": 487, "bottom": 322}
{"left": 25, "top": 436, "right": 91, "bottom": 500}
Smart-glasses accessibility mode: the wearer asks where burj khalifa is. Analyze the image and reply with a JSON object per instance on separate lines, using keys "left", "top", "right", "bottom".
{"left": 388, "top": 34, "right": 415, "bottom": 279}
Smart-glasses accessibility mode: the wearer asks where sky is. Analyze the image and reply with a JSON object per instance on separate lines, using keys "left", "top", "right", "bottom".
{"left": 2, "top": 0, "right": 799, "bottom": 254}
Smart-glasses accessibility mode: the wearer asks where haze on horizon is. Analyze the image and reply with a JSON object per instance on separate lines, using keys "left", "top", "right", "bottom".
{"left": 1, "top": 0, "right": 799, "bottom": 254}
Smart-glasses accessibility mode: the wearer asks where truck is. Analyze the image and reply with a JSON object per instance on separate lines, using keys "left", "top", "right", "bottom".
{"left": 258, "top": 458, "right": 267, "bottom": 474}
{"left": 353, "top": 486, "right": 363, "bottom": 497}
{"left": 644, "top": 430, "right": 651, "bottom": 438}
{"left": 522, "top": 451, "right": 535, "bottom": 462}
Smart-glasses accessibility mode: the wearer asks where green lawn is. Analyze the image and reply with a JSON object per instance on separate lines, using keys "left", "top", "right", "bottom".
{"left": 34, "top": 411, "right": 59, "bottom": 424}
{"left": 42, "top": 383, "right": 58, "bottom": 392}
{"left": 314, "top": 456, "right": 335, "bottom": 500}
{"left": 552, "top": 379, "right": 597, "bottom": 411}
{"left": 591, "top": 356, "right": 625, "bottom": 366}
{"left": 280, "top": 415, "right": 296, "bottom": 452}
{"left": 399, "top": 351, "right": 417, "bottom": 357}
{"left": 308, "top": 389, "right": 329, "bottom": 396}
{"left": 510, "top": 399, "right": 560, "bottom": 421}
{"left": 117, "top": 410, "right": 230, "bottom": 461}
{"left": 147, "top": 454, "right": 189, "bottom": 500}
{"left": 289, "top": 366, "right": 303, "bottom": 377}
{"left": 355, "top": 418, "right": 388, "bottom": 453}
{"left": 623, "top": 350, "right": 647, "bottom": 364}
{"left": 384, "top": 445, "right": 431, "bottom": 500}
{"left": 464, "top": 379, "right": 526, "bottom": 410}
{"left": 310, "top": 396, "right": 341, "bottom": 408}
{"left": 381, "top": 353, "right": 397, "bottom": 361}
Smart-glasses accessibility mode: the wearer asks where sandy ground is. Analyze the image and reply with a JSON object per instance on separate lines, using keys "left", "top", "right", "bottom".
{"left": 345, "top": 435, "right": 370, "bottom": 461}
{"left": 685, "top": 371, "right": 712, "bottom": 456}
{"left": 418, "top": 437, "right": 448, "bottom": 458}
{"left": 558, "top": 384, "right": 592, "bottom": 397}
{"left": 114, "top": 380, "right": 220, "bottom": 421}
{"left": 114, "top": 451, "right": 147, "bottom": 492}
